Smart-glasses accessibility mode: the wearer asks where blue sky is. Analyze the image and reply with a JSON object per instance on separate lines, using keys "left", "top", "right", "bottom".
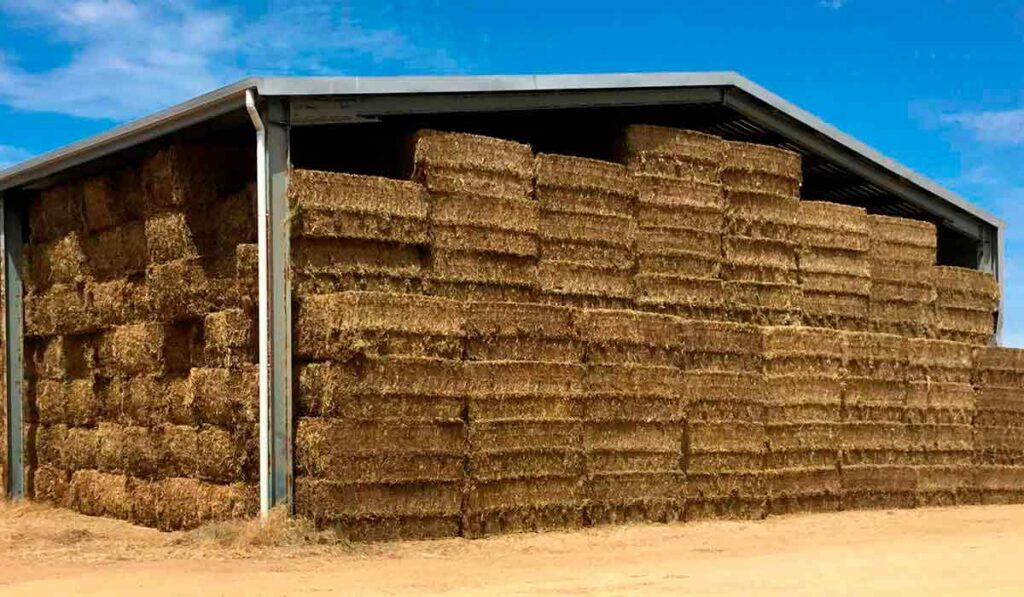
{"left": 1, "top": 0, "right": 1023, "bottom": 342}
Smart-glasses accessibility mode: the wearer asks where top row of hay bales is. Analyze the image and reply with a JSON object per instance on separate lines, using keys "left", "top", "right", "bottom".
{"left": 289, "top": 125, "right": 998, "bottom": 344}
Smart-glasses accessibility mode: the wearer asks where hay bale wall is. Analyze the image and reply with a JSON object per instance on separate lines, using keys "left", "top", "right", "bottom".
{"left": 285, "top": 127, "right": 1009, "bottom": 542}
{"left": 22, "top": 141, "right": 258, "bottom": 529}
{"left": 796, "top": 202, "right": 870, "bottom": 331}
{"left": 681, "top": 321, "right": 766, "bottom": 520}
{"left": 763, "top": 327, "right": 842, "bottom": 514}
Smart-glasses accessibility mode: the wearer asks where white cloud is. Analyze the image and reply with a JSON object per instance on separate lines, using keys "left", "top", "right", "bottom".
{"left": 820, "top": 0, "right": 846, "bottom": 9}
{"left": 939, "top": 108, "right": 1024, "bottom": 146}
{"left": 0, "top": 0, "right": 459, "bottom": 121}
{"left": 0, "top": 145, "right": 33, "bottom": 170}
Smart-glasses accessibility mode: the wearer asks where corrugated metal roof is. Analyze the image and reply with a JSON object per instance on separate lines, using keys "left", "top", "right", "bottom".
{"left": 0, "top": 71, "right": 1004, "bottom": 233}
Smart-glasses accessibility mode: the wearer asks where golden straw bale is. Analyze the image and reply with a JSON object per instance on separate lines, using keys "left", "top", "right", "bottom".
{"left": 34, "top": 464, "right": 70, "bottom": 506}
{"left": 539, "top": 209, "right": 634, "bottom": 249}
{"left": 24, "top": 232, "right": 88, "bottom": 290}
{"left": 634, "top": 274, "right": 724, "bottom": 310}
{"left": 289, "top": 169, "right": 428, "bottom": 221}
{"left": 619, "top": 125, "right": 726, "bottom": 183}
{"left": 932, "top": 266, "right": 999, "bottom": 311}
{"left": 867, "top": 214, "right": 937, "bottom": 265}
{"left": 95, "top": 322, "right": 192, "bottom": 377}
{"left": 144, "top": 212, "right": 198, "bottom": 264}
{"left": 297, "top": 357, "right": 464, "bottom": 420}
{"left": 295, "top": 291, "right": 464, "bottom": 360}
{"left": 189, "top": 366, "right": 258, "bottom": 427}
{"left": 25, "top": 284, "right": 94, "bottom": 336}
{"left": 796, "top": 201, "right": 869, "bottom": 251}
{"left": 30, "top": 182, "right": 84, "bottom": 243}
{"left": 430, "top": 249, "right": 537, "bottom": 288}
{"left": 409, "top": 130, "right": 533, "bottom": 200}
{"left": 535, "top": 153, "right": 635, "bottom": 217}
{"left": 27, "top": 335, "right": 93, "bottom": 380}
{"left": 538, "top": 260, "right": 632, "bottom": 301}
{"left": 68, "top": 470, "right": 132, "bottom": 521}
{"left": 203, "top": 308, "right": 255, "bottom": 367}
{"left": 84, "top": 276, "right": 150, "bottom": 327}
{"left": 83, "top": 221, "right": 147, "bottom": 279}
{"left": 82, "top": 171, "right": 139, "bottom": 232}
{"left": 723, "top": 281, "right": 802, "bottom": 326}
{"left": 146, "top": 255, "right": 241, "bottom": 320}
{"left": 295, "top": 478, "right": 463, "bottom": 521}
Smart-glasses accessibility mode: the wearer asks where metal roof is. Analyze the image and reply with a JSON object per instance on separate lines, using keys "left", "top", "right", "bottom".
{"left": 0, "top": 71, "right": 1005, "bottom": 233}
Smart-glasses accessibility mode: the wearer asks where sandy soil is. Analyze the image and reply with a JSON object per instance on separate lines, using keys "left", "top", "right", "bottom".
{"left": 2, "top": 502, "right": 1024, "bottom": 596}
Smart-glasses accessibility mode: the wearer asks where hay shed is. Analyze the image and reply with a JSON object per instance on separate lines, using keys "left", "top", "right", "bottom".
{"left": 0, "top": 72, "right": 1017, "bottom": 538}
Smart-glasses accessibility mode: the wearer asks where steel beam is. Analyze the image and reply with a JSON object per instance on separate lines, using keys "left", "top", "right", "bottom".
{"left": 265, "top": 97, "right": 293, "bottom": 510}
{"left": 2, "top": 195, "right": 24, "bottom": 499}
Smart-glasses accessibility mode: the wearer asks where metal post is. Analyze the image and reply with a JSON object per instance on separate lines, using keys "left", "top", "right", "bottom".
{"left": 265, "top": 97, "right": 293, "bottom": 510}
{"left": 2, "top": 195, "right": 24, "bottom": 499}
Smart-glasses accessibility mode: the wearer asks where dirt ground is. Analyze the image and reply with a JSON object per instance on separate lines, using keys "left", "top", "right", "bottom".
{"left": 2, "top": 502, "right": 1024, "bottom": 596}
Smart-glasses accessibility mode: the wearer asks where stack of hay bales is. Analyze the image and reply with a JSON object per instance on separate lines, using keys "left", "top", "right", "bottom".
{"left": 719, "top": 141, "right": 803, "bottom": 326}
{"left": 293, "top": 291, "right": 467, "bottom": 540}
{"left": 681, "top": 321, "right": 766, "bottom": 519}
{"left": 409, "top": 130, "right": 539, "bottom": 302}
{"left": 840, "top": 332, "right": 915, "bottom": 509}
{"left": 906, "top": 339, "right": 975, "bottom": 506}
{"left": 932, "top": 266, "right": 998, "bottom": 345}
{"left": 972, "top": 347, "right": 1024, "bottom": 505}
{"left": 619, "top": 125, "right": 727, "bottom": 320}
{"left": 534, "top": 154, "right": 636, "bottom": 309}
{"left": 462, "top": 301, "right": 585, "bottom": 536}
{"left": 762, "top": 327, "right": 843, "bottom": 514}
{"left": 288, "top": 170, "right": 429, "bottom": 296}
{"left": 577, "top": 309, "right": 685, "bottom": 525}
{"left": 867, "top": 215, "right": 937, "bottom": 338}
{"left": 24, "top": 143, "right": 260, "bottom": 530}
{"left": 795, "top": 201, "right": 870, "bottom": 330}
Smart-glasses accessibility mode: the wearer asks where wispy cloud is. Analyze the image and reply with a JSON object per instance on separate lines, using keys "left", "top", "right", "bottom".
{"left": 820, "top": 0, "right": 846, "bottom": 9}
{"left": 939, "top": 107, "right": 1024, "bottom": 146}
{"left": 0, "top": 0, "right": 460, "bottom": 121}
{"left": 0, "top": 145, "right": 33, "bottom": 170}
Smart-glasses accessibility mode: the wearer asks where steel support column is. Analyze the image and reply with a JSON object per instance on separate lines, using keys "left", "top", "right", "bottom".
{"left": 2, "top": 195, "right": 24, "bottom": 499}
{"left": 265, "top": 97, "right": 293, "bottom": 510}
